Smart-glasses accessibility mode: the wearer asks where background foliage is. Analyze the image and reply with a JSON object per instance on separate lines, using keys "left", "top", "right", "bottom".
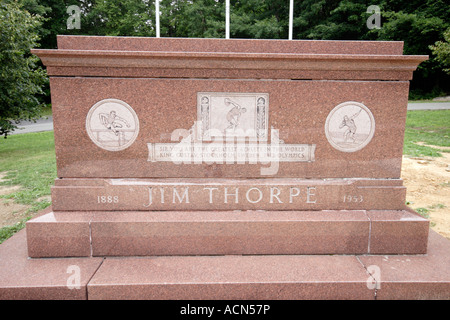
{"left": 0, "top": 1, "right": 47, "bottom": 137}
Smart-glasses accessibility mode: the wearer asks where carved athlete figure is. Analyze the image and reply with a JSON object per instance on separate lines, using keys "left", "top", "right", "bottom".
{"left": 339, "top": 108, "right": 362, "bottom": 143}
{"left": 99, "top": 110, "right": 130, "bottom": 136}
{"left": 225, "top": 98, "right": 246, "bottom": 131}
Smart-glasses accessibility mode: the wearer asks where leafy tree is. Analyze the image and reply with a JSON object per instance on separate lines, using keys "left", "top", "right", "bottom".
{"left": 84, "top": 0, "right": 154, "bottom": 36}
{"left": 230, "top": 0, "right": 287, "bottom": 39}
{"left": 0, "top": 1, "right": 48, "bottom": 138}
{"left": 292, "top": 0, "right": 449, "bottom": 98}
{"left": 430, "top": 28, "right": 450, "bottom": 75}
{"left": 298, "top": 0, "right": 368, "bottom": 40}
{"left": 380, "top": 0, "right": 450, "bottom": 97}
{"left": 159, "top": 0, "right": 225, "bottom": 38}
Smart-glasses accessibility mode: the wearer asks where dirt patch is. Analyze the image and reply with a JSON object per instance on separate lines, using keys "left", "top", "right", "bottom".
{"left": 0, "top": 173, "right": 32, "bottom": 228}
{"left": 0, "top": 198, "right": 30, "bottom": 228}
{"left": 401, "top": 150, "right": 450, "bottom": 239}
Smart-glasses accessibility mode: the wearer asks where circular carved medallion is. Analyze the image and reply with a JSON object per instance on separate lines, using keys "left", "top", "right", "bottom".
{"left": 86, "top": 99, "right": 139, "bottom": 151}
{"left": 325, "top": 101, "right": 375, "bottom": 152}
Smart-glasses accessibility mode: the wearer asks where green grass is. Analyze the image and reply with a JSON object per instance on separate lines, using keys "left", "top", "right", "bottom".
{"left": 414, "top": 205, "right": 444, "bottom": 228}
{"left": 41, "top": 104, "right": 53, "bottom": 117}
{"left": 403, "top": 110, "right": 450, "bottom": 157}
{"left": 415, "top": 207, "right": 430, "bottom": 218}
{"left": 0, "top": 220, "right": 28, "bottom": 244}
{"left": 0, "top": 131, "right": 56, "bottom": 243}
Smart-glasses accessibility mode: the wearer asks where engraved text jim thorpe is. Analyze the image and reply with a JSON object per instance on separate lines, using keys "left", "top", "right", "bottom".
{"left": 142, "top": 185, "right": 318, "bottom": 207}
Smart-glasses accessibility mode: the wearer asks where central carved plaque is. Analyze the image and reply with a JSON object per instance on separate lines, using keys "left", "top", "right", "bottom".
{"left": 197, "top": 92, "right": 269, "bottom": 141}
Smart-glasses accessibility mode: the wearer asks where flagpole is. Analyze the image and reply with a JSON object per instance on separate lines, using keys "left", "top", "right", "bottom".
{"left": 156, "top": 0, "right": 160, "bottom": 38}
{"left": 289, "top": 0, "right": 293, "bottom": 40}
{"left": 226, "top": 0, "right": 230, "bottom": 39}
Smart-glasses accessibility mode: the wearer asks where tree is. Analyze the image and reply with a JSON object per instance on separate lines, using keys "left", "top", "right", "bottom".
{"left": 171, "top": 0, "right": 225, "bottom": 38}
{"left": 430, "top": 28, "right": 450, "bottom": 75}
{"left": 0, "top": 1, "right": 48, "bottom": 138}
{"left": 292, "top": 0, "right": 449, "bottom": 98}
{"left": 375, "top": 1, "right": 449, "bottom": 98}
{"left": 84, "top": 0, "right": 154, "bottom": 37}
{"left": 230, "top": 0, "right": 287, "bottom": 39}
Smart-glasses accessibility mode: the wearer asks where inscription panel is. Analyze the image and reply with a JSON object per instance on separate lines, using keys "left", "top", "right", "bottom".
{"left": 51, "top": 178, "right": 407, "bottom": 211}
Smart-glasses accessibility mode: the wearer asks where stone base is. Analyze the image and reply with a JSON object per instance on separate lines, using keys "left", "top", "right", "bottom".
{"left": 26, "top": 209, "right": 429, "bottom": 258}
{"left": 51, "top": 178, "right": 408, "bottom": 211}
{"left": 1, "top": 227, "right": 449, "bottom": 300}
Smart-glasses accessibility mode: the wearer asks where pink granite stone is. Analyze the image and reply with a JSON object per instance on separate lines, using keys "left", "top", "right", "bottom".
{"left": 26, "top": 36, "right": 430, "bottom": 262}
{"left": 56, "top": 36, "right": 406, "bottom": 55}
{"left": 26, "top": 211, "right": 93, "bottom": 257}
{"left": 3, "top": 36, "right": 445, "bottom": 301}
{"left": 90, "top": 210, "right": 370, "bottom": 256}
{"left": 359, "top": 231, "right": 450, "bottom": 300}
{"left": 1, "top": 210, "right": 447, "bottom": 300}
{"left": 0, "top": 229, "right": 103, "bottom": 300}
{"left": 29, "top": 36, "right": 427, "bottom": 181}
{"left": 47, "top": 77, "right": 412, "bottom": 179}
{"left": 367, "top": 209, "right": 430, "bottom": 254}
{"left": 87, "top": 254, "right": 374, "bottom": 300}
{"left": 50, "top": 178, "right": 406, "bottom": 211}
{"left": 26, "top": 209, "right": 428, "bottom": 257}
{"left": 45, "top": 66, "right": 415, "bottom": 80}
{"left": 32, "top": 36, "right": 426, "bottom": 81}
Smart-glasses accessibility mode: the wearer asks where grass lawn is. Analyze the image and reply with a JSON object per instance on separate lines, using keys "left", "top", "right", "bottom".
{"left": 0, "top": 131, "right": 56, "bottom": 243}
{"left": 403, "top": 110, "right": 450, "bottom": 157}
{"left": 0, "top": 109, "right": 448, "bottom": 243}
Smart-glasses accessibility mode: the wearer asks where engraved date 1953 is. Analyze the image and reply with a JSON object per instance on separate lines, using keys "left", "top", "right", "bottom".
{"left": 343, "top": 195, "right": 363, "bottom": 203}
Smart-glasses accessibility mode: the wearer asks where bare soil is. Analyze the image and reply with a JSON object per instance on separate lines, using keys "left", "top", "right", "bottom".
{"left": 1, "top": 155, "right": 449, "bottom": 239}
{"left": 401, "top": 150, "right": 450, "bottom": 239}
{"left": 0, "top": 173, "right": 31, "bottom": 228}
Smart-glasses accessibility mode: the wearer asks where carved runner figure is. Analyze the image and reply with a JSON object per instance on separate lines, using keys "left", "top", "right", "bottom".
{"left": 99, "top": 110, "right": 130, "bottom": 136}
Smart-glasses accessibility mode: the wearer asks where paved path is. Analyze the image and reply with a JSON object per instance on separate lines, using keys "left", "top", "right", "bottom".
{"left": 9, "top": 116, "right": 53, "bottom": 135}
{"left": 407, "top": 102, "right": 450, "bottom": 110}
{"left": 8, "top": 102, "right": 450, "bottom": 135}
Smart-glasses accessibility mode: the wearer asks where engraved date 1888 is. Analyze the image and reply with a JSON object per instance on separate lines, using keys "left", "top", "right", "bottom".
{"left": 97, "top": 195, "right": 119, "bottom": 204}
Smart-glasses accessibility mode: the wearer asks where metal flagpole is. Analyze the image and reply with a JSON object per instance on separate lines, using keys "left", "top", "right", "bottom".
{"left": 156, "top": 0, "right": 160, "bottom": 38}
{"left": 226, "top": 0, "right": 230, "bottom": 39}
{"left": 289, "top": 0, "right": 293, "bottom": 40}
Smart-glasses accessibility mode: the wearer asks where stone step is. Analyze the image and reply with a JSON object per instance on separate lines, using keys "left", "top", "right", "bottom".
{"left": 1, "top": 228, "right": 449, "bottom": 300}
{"left": 26, "top": 209, "right": 429, "bottom": 258}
